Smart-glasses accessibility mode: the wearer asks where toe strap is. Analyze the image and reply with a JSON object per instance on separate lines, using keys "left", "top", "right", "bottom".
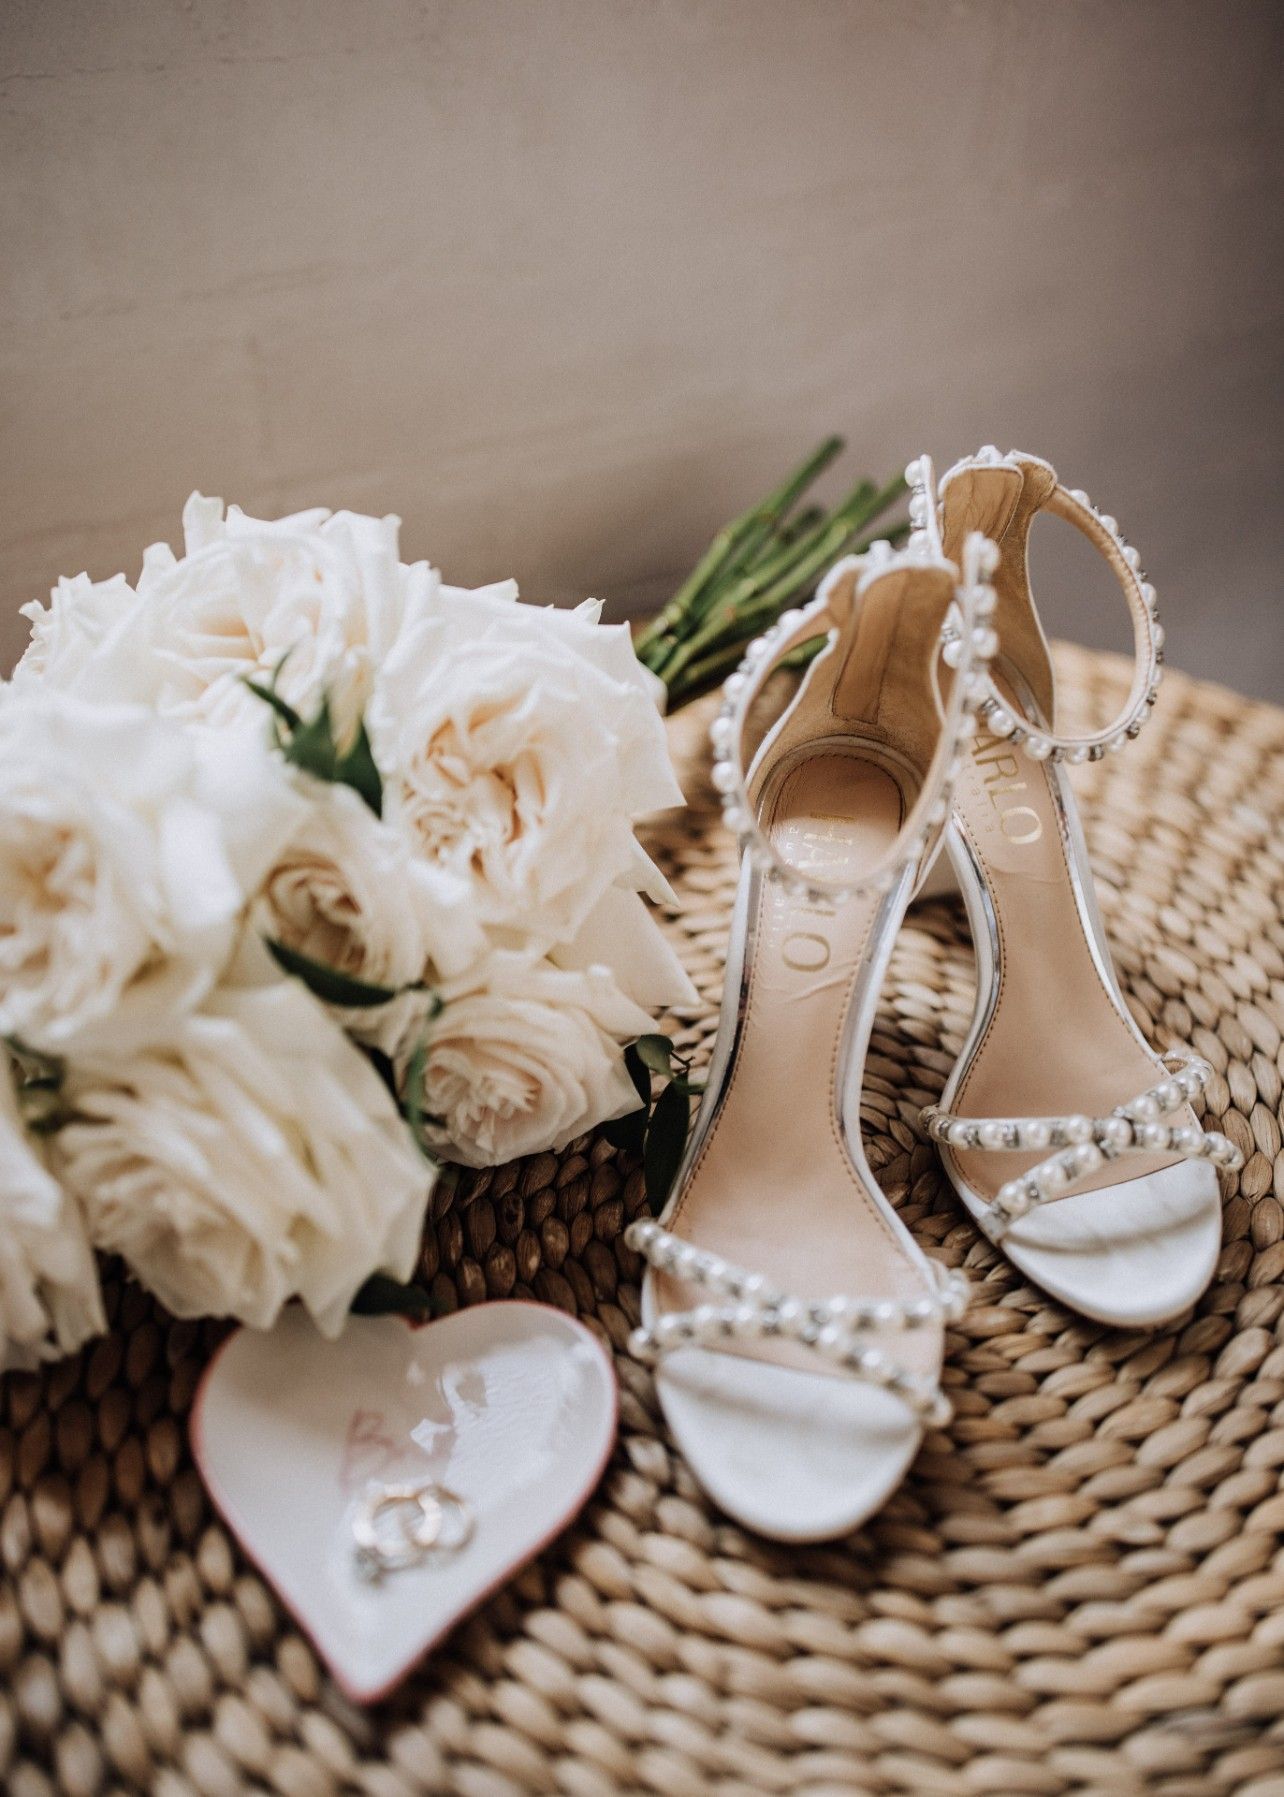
{"left": 921, "top": 1052, "right": 1243, "bottom": 1242}
{"left": 624, "top": 1219, "right": 967, "bottom": 1426}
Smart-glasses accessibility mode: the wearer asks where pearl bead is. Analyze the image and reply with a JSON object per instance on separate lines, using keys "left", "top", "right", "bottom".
{"left": 1154, "top": 1080, "right": 1181, "bottom": 1111}
{"left": 979, "top": 1122, "right": 1007, "bottom": 1150}
{"left": 1064, "top": 1115, "right": 1094, "bottom": 1144}
{"left": 1123, "top": 546, "right": 1141, "bottom": 570}
{"left": 731, "top": 1304, "right": 763, "bottom": 1336}
{"left": 741, "top": 1272, "right": 768, "bottom": 1301}
{"left": 1098, "top": 513, "right": 1118, "bottom": 535}
{"left": 1069, "top": 488, "right": 1090, "bottom": 505}
{"left": 775, "top": 1298, "right": 804, "bottom": 1330}
{"left": 1100, "top": 1117, "right": 1131, "bottom": 1150}
{"left": 711, "top": 761, "right": 737, "bottom": 793}
{"left": 1173, "top": 1126, "right": 1202, "bottom": 1154}
{"left": 904, "top": 457, "right": 924, "bottom": 486}
{"left": 1138, "top": 1122, "right": 1167, "bottom": 1149}
{"left": 1025, "top": 1120, "right": 1052, "bottom": 1150}
{"left": 988, "top": 707, "right": 1015, "bottom": 738}
{"left": 653, "top": 1315, "right": 684, "bottom": 1349}
{"left": 1026, "top": 736, "right": 1052, "bottom": 760}
{"left": 1075, "top": 1143, "right": 1104, "bottom": 1176}
{"left": 723, "top": 673, "right": 747, "bottom": 700}
{"left": 628, "top": 1328, "right": 653, "bottom": 1360}
{"left": 817, "top": 1322, "right": 848, "bottom": 1357}
{"left": 1131, "top": 1094, "right": 1160, "bottom": 1122}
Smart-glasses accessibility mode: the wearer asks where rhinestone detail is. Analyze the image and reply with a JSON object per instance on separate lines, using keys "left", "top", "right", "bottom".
{"left": 624, "top": 1219, "right": 968, "bottom": 1427}
{"left": 921, "top": 1053, "right": 1243, "bottom": 1242}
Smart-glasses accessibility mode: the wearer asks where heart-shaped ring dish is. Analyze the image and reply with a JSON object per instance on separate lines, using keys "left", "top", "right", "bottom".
{"left": 191, "top": 1302, "right": 618, "bottom": 1702}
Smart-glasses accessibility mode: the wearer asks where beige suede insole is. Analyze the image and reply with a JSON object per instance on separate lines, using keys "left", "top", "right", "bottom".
{"left": 948, "top": 730, "right": 1186, "bottom": 1201}
{"left": 658, "top": 751, "right": 937, "bottom": 1380}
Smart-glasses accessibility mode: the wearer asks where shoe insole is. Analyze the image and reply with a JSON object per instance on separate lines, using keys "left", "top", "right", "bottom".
{"left": 657, "top": 751, "right": 937, "bottom": 1382}
{"left": 947, "top": 726, "right": 1189, "bottom": 1202}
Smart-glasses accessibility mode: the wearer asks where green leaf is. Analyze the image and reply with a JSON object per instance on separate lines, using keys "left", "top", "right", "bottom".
{"left": 622, "top": 1042, "right": 651, "bottom": 1110}
{"left": 243, "top": 677, "right": 302, "bottom": 734}
{"left": 644, "top": 1079, "right": 692, "bottom": 1212}
{"left": 350, "top": 1274, "right": 435, "bottom": 1320}
{"left": 602, "top": 1107, "right": 648, "bottom": 1157}
{"left": 283, "top": 692, "right": 340, "bottom": 783}
{"left": 266, "top": 938, "right": 399, "bottom": 1008}
{"left": 335, "top": 718, "right": 383, "bottom": 817}
{"left": 247, "top": 676, "right": 385, "bottom": 816}
{"left": 634, "top": 1033, "right": 677, "bottom": 1075}
{"left": 401, "top": 1028, "right": 431, "bottom": 1146}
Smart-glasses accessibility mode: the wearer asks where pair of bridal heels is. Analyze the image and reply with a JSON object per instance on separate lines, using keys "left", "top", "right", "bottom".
{"left": 626, "top": 447, "right": 1243, "bottom": 1543}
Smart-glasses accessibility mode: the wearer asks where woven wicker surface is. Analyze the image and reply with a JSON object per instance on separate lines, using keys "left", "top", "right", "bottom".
{"left": 3, "top": 644, "right": 1284, "bottom": 1797}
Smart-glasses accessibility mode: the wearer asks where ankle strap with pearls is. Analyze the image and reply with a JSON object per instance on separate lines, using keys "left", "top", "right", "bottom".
{"left": 919, "top": 447, "right": 1164, "bottom": 766}
{"left": 921, "top": 1053, "right": 1242, "bottom": 1243}
{"left": 708, "top": 479, "right": 1001, "bottom": 904}
{"left": 624, "top": 1219, "right": 967, "bottom": 1427}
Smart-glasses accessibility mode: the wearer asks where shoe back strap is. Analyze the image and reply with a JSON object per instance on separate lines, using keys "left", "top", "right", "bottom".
{"left": 930, "top": 447, "right": 1163, "bottom": 766}
{"left": 708, "top": 484, "right": 999, "bottom": 901}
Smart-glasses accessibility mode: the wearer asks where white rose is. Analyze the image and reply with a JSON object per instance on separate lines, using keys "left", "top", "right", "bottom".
{"left": 130, "top": 494, "right": 520, "bottom": 742}
{"left": 0, "top": 691, "right": 309, "bottom": 1058}
{"left": 14, "top": 571, "right": 148, "bottom": 697}
{"left": 50, "top": 982, "right": 432, "bottom": 1336}
{"left": 256, "top": 781, "right": 485, "bottom": 1050}
{"left": 396, "top": 953, "right": 654, "bottom": 1168}
{"left": 0, "top": 1056, "right": 104, "bottom": 1370}
{"left": 374, "top": 606, "right": 685, "bottom": 959}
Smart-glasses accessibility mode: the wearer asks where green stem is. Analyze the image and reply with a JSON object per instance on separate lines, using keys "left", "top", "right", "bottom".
{"left": 635, "top": 436, "right": 844, "bottom": 671}
{"left": 663, "top": 516, "right": 911, "bottom": 707}
{"left": 661, "top": 473, "right": 906, "bottom": 692}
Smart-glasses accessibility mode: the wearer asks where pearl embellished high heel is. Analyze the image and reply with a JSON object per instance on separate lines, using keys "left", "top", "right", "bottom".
{"left": 625, "top": 484, "right": 994, "bottom": 1541}
{"left": 914, "top": 447, "right": 1242, "bottom": 1326}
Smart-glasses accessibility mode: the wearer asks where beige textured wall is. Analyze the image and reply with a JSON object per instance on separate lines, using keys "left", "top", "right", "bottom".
{"left": 3, "top": 1, "right": 1281, "bottom": 698}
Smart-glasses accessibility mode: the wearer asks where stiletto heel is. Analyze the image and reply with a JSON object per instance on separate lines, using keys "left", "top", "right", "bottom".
{"left": 626, "top": 476, "right": 996, "bottom": 1540}
{"left": 914, "top": 448, "right": 1242, "bottom": 1327}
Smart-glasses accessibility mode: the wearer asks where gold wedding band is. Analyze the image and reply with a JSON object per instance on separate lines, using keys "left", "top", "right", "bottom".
{"left": 352, "top": 1477, "right": 473, "bottom": 1581}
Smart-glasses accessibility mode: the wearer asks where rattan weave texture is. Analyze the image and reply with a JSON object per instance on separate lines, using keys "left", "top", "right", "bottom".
{"left": 3, "top": 646, "right": 1284, "bottom": 1797}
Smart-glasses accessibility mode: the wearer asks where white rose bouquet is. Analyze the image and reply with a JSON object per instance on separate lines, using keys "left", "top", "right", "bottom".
{"left": 1, "top": 494, "right": 695, "bottom": 1364}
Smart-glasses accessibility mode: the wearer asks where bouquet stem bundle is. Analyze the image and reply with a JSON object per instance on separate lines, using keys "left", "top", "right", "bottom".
{"left": 636, "top": 439, "right": 908, "bottom": 711}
